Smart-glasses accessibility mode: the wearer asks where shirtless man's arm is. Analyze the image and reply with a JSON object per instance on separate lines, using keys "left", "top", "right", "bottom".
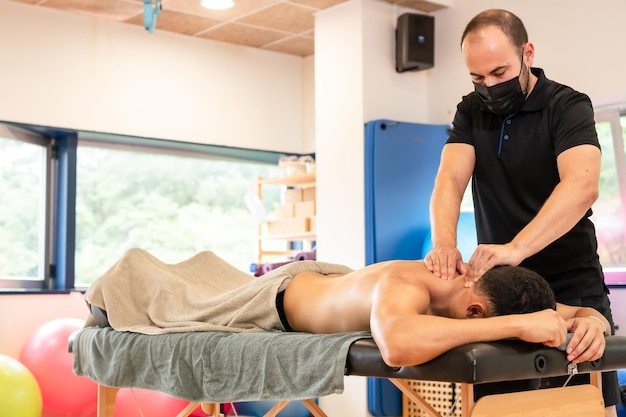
{"left": 555, "top": 303, "right": 609, "bottom": 364}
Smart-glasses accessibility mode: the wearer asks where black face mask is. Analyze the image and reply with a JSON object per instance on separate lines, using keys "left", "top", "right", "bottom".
{"left": 474, "top": 61, "right": 529, "bottom": 116}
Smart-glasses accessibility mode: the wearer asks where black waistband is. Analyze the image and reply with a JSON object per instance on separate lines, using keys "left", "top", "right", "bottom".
{"left": 275, "top": 290, "right": 293, "bottom": 332}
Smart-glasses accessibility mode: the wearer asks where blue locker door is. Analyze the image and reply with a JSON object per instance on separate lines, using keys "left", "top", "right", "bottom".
{"left": 364, "top": 119, "right": 450, "bottom": 416}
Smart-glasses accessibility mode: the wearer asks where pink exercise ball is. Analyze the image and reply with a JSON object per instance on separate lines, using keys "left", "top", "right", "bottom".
{"left": 19, "top": 318, "right": 98, "bottom": 413}
{"left": 112, "top": 388, "right": 191, "bottom": 417}
{"left": 0, "top": 354, "right": 43, "bottom": 417}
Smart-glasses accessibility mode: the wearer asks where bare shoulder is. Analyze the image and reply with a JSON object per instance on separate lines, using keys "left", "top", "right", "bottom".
{"left": 369, "top": 260, "right": 433, "bottom": 295}
{"left": 370, "top": 260, "right": 433, "bottom": 316}
{"left": 371, "top": 259, "right": 432, "bottom": 280}
{"left": 366, "top": 259, "right": 429, "bottom": 272}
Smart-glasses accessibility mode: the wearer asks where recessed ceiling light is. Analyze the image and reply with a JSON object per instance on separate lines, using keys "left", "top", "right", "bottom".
{"left": 200, "top": 0, "right": 234, "bottom": 10}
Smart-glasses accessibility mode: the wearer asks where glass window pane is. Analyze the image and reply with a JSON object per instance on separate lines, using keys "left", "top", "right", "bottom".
{"left": 0, "top": 131, "right": 47, "bottom": 284}
{"left": 593, "top": 115, "right": 626, "bottom": 275}
{"left": 75, "top": 144, "right": 281, "bottom": 287}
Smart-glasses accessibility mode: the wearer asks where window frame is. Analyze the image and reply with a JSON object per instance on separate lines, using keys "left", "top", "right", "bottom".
{"left": 0, "top": 124, "right": 54, "bottom": 290}
{"left": 1, "top": 121, "right": 287, "bottom": 293}
{"left": 594, "top": 106, "right": 626, "bottom": 285}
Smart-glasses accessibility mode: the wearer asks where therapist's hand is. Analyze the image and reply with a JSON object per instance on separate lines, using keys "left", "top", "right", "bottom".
{"left": 424, "top": 247, "right": 465, "bottom": 280}
{"left": 464, "top": 243, "right": 525, "bottom": 287}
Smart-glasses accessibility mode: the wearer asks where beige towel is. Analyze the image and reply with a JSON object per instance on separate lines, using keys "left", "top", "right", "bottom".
{"left": 84, "top": 248, "right": 353, "bottom": 334}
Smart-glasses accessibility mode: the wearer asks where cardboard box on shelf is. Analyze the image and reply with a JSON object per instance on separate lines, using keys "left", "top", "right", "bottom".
{"left": 275, "top": 203, "right": 295, "bottom": 218}
{"left": 283, "top": 188, "right": 303, "bottom": 204}
{"left": 266, "top": 217, "right": 310, "bottom": 235}
{"left": 302, "top": 186, "right": 316, "bottom": 202}
{"left": 294, "top": 200, "right": 316, "bottom": 218}
{"left": 309, "top": 216, "right": 316, "bottom": 232}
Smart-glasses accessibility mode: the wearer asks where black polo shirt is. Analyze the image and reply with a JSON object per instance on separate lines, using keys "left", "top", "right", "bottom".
{"left": 447, "top": 68, "right": 605, "bottom": 300}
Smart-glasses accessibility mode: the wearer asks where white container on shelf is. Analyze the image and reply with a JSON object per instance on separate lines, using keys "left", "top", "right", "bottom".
{"left": 279, "top": 155, "right": 307, "bottom": 177}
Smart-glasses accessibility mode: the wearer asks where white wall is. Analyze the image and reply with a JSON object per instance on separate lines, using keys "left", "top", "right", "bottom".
{"left": 315, "top": 0, "right": 431, "bottom": 270}
{"left": 302, "top": 55, "right": 317, "bottom": 153}
{"left": 361, "top": 3, "right": 431, "bottom": 123}
{"left": 3, "top": 0, "right": 625, "bottom": 150}
{"left": 0, "top": 0, "right": 309, "bottom": 153}
{"left": 314, "top": 1, "right": 366, "bottom": 269}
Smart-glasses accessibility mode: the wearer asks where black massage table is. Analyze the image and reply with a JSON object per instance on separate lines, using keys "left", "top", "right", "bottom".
{"left": 349, "top": 336, "right": 626, "bottom": 417}
{"left": 71, "top": 327, "right": 626, "bottom": 417}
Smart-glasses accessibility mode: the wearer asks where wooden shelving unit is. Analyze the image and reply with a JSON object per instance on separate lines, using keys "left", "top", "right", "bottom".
{"left": 257, "top": 172, "right": 316, "bottom": 187}
{"left": 256, "top": 172, "right": 316, "bottom": 265}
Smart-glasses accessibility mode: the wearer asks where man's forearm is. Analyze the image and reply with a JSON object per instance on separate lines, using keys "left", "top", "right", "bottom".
{"left": 429, "top": 143, "right": 474, "bottom": 250}
{"left": 429, "top": 181, "right": 464, "bottom": 249}
{"left": 574, "top": 308, "right": 610, "bottom": 336}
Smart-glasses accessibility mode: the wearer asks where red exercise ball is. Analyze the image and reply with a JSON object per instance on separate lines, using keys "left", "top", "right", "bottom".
{"left": 19, "top": 317, "right": 98, "bottom": 413}
{"left": 113, "top": 388, "right": 191, "bottom": 417}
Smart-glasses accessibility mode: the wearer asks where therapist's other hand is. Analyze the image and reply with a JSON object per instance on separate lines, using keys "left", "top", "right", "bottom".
{"left": 464, "top": 243, "right": 525, "bottom": 287}
{"left": 424, "top": 247, "right": 465, "bottom": 280}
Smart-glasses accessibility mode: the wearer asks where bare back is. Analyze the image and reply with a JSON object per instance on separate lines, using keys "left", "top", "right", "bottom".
{"left": 283, "top": 260, "right": 435, "bottom": 334}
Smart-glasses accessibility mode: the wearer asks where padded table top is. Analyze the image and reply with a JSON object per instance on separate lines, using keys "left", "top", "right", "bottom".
{"left": 346, "top": 336, "right": 626, "bottom": 384}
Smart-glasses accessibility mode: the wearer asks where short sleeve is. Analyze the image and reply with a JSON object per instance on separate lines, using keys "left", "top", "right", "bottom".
{"left": 550, "top": 89, "right": 600, "bottom": 156}
{"left": 447, "top": 94, "right": 478, "bottom": 146}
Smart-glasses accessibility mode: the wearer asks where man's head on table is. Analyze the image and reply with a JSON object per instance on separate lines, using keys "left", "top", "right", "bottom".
{"left": 454, "top": 264, "right": 556, "bottom": 319}
{"left": 284, "top": 259, "right": 607, "bottom": 367}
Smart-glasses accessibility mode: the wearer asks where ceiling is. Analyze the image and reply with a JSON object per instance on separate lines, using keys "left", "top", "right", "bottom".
{"left": 9, "top": 0, "right": 446, "bottom": 57}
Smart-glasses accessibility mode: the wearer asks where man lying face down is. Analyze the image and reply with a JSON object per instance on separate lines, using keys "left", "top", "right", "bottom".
{"left": 85, "top": 249, "right": 609, "bottom": 368}
{"left": 280, "top": 260, "right": 609, "bottom": 367}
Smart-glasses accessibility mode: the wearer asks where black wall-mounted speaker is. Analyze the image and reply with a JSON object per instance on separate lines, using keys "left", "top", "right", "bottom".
{"left": 396, "top": 13, "right": 434, "bottom": 73}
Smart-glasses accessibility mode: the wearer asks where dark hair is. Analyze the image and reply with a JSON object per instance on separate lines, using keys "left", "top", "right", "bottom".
{"left": 461, "top": 9, "right": 528, "bottom": 49}
{"left": 474, "top": 265, "right": 556, "bottom": 316}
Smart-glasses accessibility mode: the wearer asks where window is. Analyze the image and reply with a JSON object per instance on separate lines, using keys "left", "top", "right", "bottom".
{"left": 0, "top": 125, "right": 52, "bottom": 290}
{"left": 593, "top": 106, "right": 626, "bottom": 284}
{"left": 74, "top": 140, "right": 281, "bottom": 287}
{"left": 0, "top": 122, "right": 284, "bottom": 291}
